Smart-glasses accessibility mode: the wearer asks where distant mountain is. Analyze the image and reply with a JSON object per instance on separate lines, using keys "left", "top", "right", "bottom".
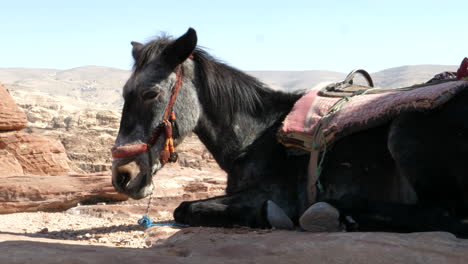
{"left": 372, "top": 65, "right": 458, "bottom": 88}
{"left": 0, "top": 64, "right": 458, "bottom": 109}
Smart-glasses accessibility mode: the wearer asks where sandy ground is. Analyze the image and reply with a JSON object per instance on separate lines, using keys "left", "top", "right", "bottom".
{"left": 0, "top": 196, "right": 189, "bottom": 249}
{"left": 0, "top": 210, "right": 153, "bottom": 248}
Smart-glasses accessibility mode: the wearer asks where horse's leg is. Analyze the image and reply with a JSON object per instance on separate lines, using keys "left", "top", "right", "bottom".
{"left": 387, "top": 98, "right": 468, "bottom": 237}
{"left": 173, "top": 184, "right": 299, "bottom": 228}
{"left": 326, "top": 194, "right": 468, "bottom": 237}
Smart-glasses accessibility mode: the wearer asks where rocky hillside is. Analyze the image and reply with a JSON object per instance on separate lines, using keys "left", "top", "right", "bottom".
{"left": 10, "top": 90, "right": 120, "bottom": 173}
{"left": 1, "top": 64, "right": 458, "bottom": 109}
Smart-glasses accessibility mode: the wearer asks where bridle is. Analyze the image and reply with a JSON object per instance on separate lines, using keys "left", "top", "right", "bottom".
{"left": 111, "top": 64, "right": 185, "bottom": 165}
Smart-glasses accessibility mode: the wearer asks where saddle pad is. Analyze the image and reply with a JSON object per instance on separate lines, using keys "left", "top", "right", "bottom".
{"left": 279, "top": 80, "right": 468, "bottom": 151}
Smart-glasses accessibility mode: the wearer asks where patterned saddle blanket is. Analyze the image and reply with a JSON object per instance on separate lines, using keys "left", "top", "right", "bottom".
{"left": 279, "top": 77, "right": 468, "bottom": 151}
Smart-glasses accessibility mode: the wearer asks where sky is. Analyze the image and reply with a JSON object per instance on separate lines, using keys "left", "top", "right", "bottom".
{"left": 1, "top": 0, "right": 467, "bottom": 73}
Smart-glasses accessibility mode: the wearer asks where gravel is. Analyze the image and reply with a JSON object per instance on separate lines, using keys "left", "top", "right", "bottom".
{"left": 0, "top": 210, "right": 150, "bottom": 248}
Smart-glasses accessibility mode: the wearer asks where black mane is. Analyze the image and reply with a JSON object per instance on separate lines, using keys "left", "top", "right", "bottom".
{"left": 192, "top": 49, "right": 269, "bottom": 121}
{"left": 133, "top": 34, "right": 172, "bottom": 70}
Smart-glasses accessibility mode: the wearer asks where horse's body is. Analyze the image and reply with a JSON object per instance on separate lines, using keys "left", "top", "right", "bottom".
{"left": 112, "top": 28, "right": 468, "bottom": 237}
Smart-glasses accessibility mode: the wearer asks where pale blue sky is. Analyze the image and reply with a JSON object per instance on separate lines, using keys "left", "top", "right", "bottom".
{"left": 1, "top": 0, "right": 467, "bottom": 72}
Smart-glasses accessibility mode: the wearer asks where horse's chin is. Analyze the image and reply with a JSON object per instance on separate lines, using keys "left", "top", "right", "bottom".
{"left": 124, "top": 171, "right": 153, "bottom": 199}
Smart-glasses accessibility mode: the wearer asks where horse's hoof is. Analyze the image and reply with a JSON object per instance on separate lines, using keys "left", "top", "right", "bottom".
{"left": 266, "top": 200, "right": 294, "bottom": 230}
{"left": 173, "top": 201, "right": 191, "bottom": 225}
{"left": 299, "top": 202, "right": 340, "bottom": 232}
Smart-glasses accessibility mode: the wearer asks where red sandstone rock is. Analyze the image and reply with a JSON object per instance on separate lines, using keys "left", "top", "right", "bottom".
{"left": 0, "top": 172, "right": 128, "bottom": 214}
{"left": 0, "top": 149, "right": 24, "bottom": 176}
{"left": 0, "top": 131, "right": 73, "bottom": 175}
{"left": 0, "top": 83, "right": 27, "bottom": 131}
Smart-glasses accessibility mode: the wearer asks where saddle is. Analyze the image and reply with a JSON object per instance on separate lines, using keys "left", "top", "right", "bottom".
{"left": 278, "top": 64, "right": 468, "bottom": 206}
{"left": 279, "top": 70, "right": 466, "bottom": 152}
{"left": 319, "top": 69, "right": 375, "bottom": 97}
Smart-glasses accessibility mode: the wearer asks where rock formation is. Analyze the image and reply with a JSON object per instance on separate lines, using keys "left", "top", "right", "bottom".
{"left": 0, "top": 131, "right": 71, "bottom": 176}
{"left": 0, "top": 84, "right": 72, "bottom": 176}
{"left": 0, "top": 83, "right": 128, "bottom": 213}
{"left": 0, "top": 83, "right": 27, "bottom": 131}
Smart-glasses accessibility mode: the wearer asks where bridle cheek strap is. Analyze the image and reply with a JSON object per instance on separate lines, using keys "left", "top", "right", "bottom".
{"left": 111, "top": 64, "right": 185, "bottom": 164}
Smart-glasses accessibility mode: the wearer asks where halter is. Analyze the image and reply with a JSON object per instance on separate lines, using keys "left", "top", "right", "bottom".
{"left": 111, "top": 65, "right": 184, "bottom": 165}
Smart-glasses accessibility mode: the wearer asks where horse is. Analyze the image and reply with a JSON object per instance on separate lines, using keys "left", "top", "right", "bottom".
{"left": 111, "top": 28, "right": 468, "bottom": 237}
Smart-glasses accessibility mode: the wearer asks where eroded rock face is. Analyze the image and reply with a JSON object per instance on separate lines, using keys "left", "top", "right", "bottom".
{"left": 0, "top": 83, "right": 27, "bottom": 131}
{"left": 0, "top": 149, "right": 24, "bottom": 176}
{"left": 0, "top": 173, "right": 128, "bottom": 214}
{"left": 0, "top": 131, "right": 72, "bottom": 176}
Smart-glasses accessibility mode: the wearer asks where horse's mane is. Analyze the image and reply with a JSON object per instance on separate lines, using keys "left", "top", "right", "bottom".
{"left": 191, "top": 48, "right": 271, "bottom": 121}
{"left": 133, "top": 34, "right": 172, "bottom": 70}
{"left": 135, "top": 35, "right": 299, "bottom": 122}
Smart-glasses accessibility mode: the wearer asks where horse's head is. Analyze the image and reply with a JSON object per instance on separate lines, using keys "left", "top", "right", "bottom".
{"left": 112, "top": 28, "right": 200, "bottom": 199}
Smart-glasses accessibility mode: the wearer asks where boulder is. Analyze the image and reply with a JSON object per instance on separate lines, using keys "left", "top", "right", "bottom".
{"left": 0, "top": 131, "right": 72, "bottom": 175}
{"left": 0, "top": 172, "right": 128, "bottom": 214}
{"left": 0, "top": 83, "right": 27, "bottom": 131}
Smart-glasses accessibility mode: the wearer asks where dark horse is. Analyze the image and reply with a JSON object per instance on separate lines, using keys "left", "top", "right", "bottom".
{"left": 112, "top": 28, "right": 468, "bottom": 237}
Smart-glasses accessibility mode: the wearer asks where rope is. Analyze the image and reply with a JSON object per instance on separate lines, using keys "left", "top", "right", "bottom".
{"left": 312, "top": 87, "right": 380, "bottom": 193}
{"left": 138, "top": 215, "right": 189, "bottom": 228}
{"left": 137, "top": 179, "right": 188, "bottom": 229}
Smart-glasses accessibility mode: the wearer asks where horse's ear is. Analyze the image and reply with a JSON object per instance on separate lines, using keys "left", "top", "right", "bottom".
{"left": 131, "top": 41, "right": 144, "bottom": 61}
{"left": 163, "top": 28, "right": 197, "bottom": 69}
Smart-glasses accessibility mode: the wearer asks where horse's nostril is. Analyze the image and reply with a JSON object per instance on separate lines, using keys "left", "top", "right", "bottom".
{"left": 113, "top": 161, "right": 140, "bottom": 190}
{"left": 118, "top": 171, "right": 131, "bottom": 186}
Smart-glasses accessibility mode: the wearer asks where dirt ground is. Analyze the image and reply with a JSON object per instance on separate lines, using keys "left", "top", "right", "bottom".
{"left": 0, "top": 210, "right": 155, "bottom": 248}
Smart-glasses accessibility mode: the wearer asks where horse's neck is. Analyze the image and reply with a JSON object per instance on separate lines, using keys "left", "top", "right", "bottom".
{"left": 194, "top": 91, "right": 298, "bottom": 172}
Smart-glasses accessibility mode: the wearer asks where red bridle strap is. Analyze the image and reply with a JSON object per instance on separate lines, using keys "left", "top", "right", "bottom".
{"left": 111, "top": 143, "right": 148, "bottom": 159}
{"left": 111, "top": 64, "right": 185, "bottom": 163}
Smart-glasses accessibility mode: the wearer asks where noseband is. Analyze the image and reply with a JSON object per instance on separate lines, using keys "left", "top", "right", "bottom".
{"left": 111, "top": 65, "right": 185, "bottom": 165}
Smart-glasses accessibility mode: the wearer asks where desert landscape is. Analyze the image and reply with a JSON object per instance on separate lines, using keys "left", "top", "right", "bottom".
{"left": 1, "top": 65, "right": 468, "bottom": 263}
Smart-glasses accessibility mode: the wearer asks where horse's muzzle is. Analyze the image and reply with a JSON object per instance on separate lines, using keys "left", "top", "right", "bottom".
{"left": 111, "top": 161, "right": 140, "bottom": 193}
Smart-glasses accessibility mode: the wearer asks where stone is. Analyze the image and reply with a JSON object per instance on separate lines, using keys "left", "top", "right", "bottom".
{"left": 0, "top": 172, "right": 128, "bottom": 214}
{"left": 299, "top": 201, "right": 341, "bottom": 232}
{"left": 0, "top": 131, "right": 72, "bottom": 175}
{"left": 266, "top": 200, "right": 294, "bottom": 230}
{"left": 0, "top": 149, "right": 24, "bottom": 176}
{"left": 0, "top": 83, "right": 27, "bottom": 131}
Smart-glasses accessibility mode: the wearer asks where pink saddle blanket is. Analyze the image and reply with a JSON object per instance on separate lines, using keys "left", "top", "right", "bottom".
{"left": 279, "top": 80, "right": 468, "bottom": 151}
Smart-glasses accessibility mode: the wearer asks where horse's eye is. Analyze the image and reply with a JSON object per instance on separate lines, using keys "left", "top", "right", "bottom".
{"left": 142, "top": 90, "right": 161, "bottom": 102}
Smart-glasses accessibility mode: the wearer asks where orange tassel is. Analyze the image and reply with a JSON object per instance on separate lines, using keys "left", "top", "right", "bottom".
{"left": 168, "top": 137, "right": 178, "bottom": 162}
{"left": 170, "top": 111, "right": 176, "bottom": 121}
{"left": 168, "top": 138, "right": 175, "bottom": 152}
{"left": 160, "top": 139, "right": 171, "bottom": 164}
{"left": 160, "top": 150, "right": 170, "bottom": 164}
